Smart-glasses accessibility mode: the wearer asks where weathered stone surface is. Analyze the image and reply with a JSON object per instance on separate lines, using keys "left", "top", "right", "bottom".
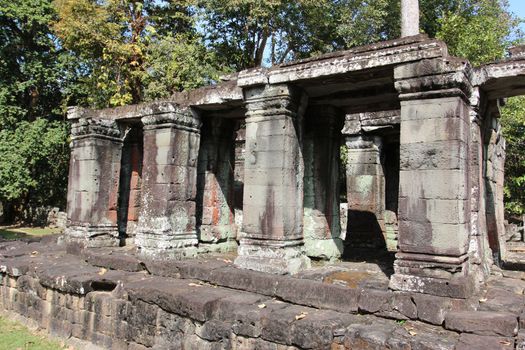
{"left": 455, "top": 334, "right": 514, "bottom": 350}
{"left": 445, "top": 311, "right": 518, "bottom": 337}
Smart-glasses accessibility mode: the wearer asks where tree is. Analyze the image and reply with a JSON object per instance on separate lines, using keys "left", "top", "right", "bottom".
{"left": 0, "top": 0, "right": 65, "bottom": 127}
{"left": 53, "top": 0, "right": 223, "bottom": 107}
{"left": 501, "top": 97, "right": 525, "bottom": 216}
{"left": 436, "top": 0, "right": 520, "bottom": 65}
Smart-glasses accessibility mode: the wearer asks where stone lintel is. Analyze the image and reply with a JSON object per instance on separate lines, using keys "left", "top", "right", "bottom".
{"left": 238, "top": 36, "right": 447, "bottom": 88}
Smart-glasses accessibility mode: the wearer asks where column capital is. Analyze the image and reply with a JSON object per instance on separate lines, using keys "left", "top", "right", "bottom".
{"left": 70, "top": 118, "right": 121, "bottom": 141}
{"left": 394, "top": 58, "right": 473, "bottom": 102}
{"left": 141, "top": 104, "right": 201, "bottom": 132}
{"left": 345, "top": 135, "right": 382, "bottom": 150}
{"left": 243, "top": 84, "right": 304, "bottom": 120}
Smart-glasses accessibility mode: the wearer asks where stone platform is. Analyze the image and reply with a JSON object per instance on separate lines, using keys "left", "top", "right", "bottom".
{"left": 1, "top": 236, "right": 525, "bottom": 349}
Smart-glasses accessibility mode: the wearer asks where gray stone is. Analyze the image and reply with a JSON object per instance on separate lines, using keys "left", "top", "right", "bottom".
{"left": 445, "top": 311, "right": 518, "bottom": 337}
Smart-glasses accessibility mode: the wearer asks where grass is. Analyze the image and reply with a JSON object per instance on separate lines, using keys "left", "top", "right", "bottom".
{"left": 0, "top": 315, "right": 69, "bottom": 350}
{"left": 0, "top": 226, "right": 62, "bottom": 240}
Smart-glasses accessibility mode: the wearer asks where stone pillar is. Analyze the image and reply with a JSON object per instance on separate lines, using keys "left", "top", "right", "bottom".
{"left": 234, "top": 84, "right": 310, "bottom": 274}
{"left": 135, "top": 105, "right": 201, "bottom": 259}
{"left": 389, "top": 58, "right": 474, "bottom": 298}
{"left": 65, "top": 118, "right": 122, "bottom": 248}
{"left": 467, "top": 90, "right": 492, "bottom": 285}
{"left": 196, "top": 117, "right": 237, "bottom": 252}
{"left": 303, "top": 106, "right": 343, "bottom": 260}
{"left": 401, "top": 0, "right": 420, "bottom": 37}
{"left": 485, "top": 116, "right": 507, "bottom": 262}
{"left": 345, "top": 135, "right": 386, "bottom": 249}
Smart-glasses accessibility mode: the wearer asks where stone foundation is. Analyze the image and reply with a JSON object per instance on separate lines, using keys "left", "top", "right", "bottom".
{"left": 3, "top": 238, "right": 525, "bottom": 349}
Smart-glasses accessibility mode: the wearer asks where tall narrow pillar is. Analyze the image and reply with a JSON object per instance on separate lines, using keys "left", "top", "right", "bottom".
{"left": 345, "top": 135, "right": 386, "bottom": 249}
{"left": 65, "top": 117, "right": 122, "bottom": 248}
{"left": 303, "top": 106, "right": 343, "bottom": 260}
{"left": 389, "top": 59, "right": 474, "bottom": 298}
{"left": 135, "top": 105, "right": 201, "bottom": 259}
{"left": 401, "top": 0, "right": 420, "bottom": 37}
{"left": 196, "top": 117, "right": 237, "bottom": 252}
{"left": 234, "top": 84, "right": 310, "bottom": 274}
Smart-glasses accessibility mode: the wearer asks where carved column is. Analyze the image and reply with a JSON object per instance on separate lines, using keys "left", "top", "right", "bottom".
{"left": 467, "top": 89, "right": 492, "bottom": 285}
{"left": 196, "top": 117, "right": 237, "bottom": 252}
{"left": 234, "top": 84, "right": 310, "bottom": 274}
{"left": 345, "top": 135, "right": 386, "bottom": 250}
{"left": 389, "top": 58, "right": 474, "bottom": 298}
{"left": 135, "top": 105, "right": 201, "bottom": 259}
{"left": 65, "top": 117, "right": 122, "bottom": 248}
{"left": 303, "top": 106, "right": 343, "bottom": 260}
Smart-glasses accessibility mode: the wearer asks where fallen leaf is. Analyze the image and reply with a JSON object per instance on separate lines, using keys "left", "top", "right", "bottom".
{"left": 98, "top": 268, "right": 107, "bottom": 275}
{"left": 295, "top": 311, "right": 308, "bottom": 320}
{"left": 479, "top": 297, "right": 488, "bottom": 302}
{"left": 188, "top": 283, "right": 202, "bottom": 287}
{"left": 31, "top": 251, "right": 38, "bottom": 255}
{"left": 408, "top": 330, "right": 418, "bottom": 336}
{"left": 499, "top": 340, "right": 511, "bottom": 345}
{"left": 258, "top": 303, "right": 266, "bottom": 309}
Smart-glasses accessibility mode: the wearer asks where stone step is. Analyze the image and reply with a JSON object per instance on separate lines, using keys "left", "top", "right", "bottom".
{"left": 444, "top": 311, "right": 518, "bottom": 337}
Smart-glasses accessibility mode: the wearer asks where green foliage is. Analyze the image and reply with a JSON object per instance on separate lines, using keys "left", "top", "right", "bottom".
{"left": 500, "top": 96, "right": 525, "bottom": 216}
{"left": 436, "top": 0, "right": 521, "bottom": 65}
{"left": 143, "top": 34, "right": 226, "bottom": 100}
{"left": 0, "top": 0, "right": 66, "bottom": 127}
{"left": 0, "top": 119, "right": 69, "bottom": 209}
{"left": 53, "top": 0, "right": 220, "bottom": 107}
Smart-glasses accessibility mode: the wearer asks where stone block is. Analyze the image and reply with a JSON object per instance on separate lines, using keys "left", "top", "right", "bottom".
{"left": 455, "top": 334, "right": 514, "bottom": 350}
{"left": 397, "top": 220, "right": 469, "bottom": 255}
{"left": 445, "top": 311, "right": 518, "bottom": 337}
{"left": 261, "top": 305, "right": 315, "bottom": 345}
{"left": 400, "top": 117, "right": 469, "bottom": 144}
{"left": 398, "top": 198, "right": 469, "bottom": 225}
{"left": 400, "top": 140, "right": 467, "bottom": 170}
{"left": 399, "top": 169, "right": 469, "bottom": 200}
{"left": 358, "top": 288, "right": 392, "bottom": 314}
{"left": 399, "top": 97, "right": 469, "bottom": 122}
{"left": 275, "top": 277, "right": 359, "bottom": 313}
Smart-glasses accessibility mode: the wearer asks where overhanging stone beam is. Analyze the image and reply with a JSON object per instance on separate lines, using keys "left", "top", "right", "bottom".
{"left": 135, "top": 103, "right": 202, "bottom": 259}
{"left": 234, "top": 84, "right": 310, "bottom": 274}
{"left": 238, "top": 35, "right": 447, "bottom": 88}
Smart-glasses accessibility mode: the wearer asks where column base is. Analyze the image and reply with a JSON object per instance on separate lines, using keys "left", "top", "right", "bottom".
{"left": 64, "top": 224, "right": 119, "bottom": 248}
{"left": 234, "top": 238, "right": 311, "bottom": 275}
{"left": 135, "top": 230, "right": 198, "bottom": 260}
{"left": 197, "top": 240, "right": 238, "bottom": 254}
{"left": 389, "top": 252, "right": 475, "bottom": 298}
{"left": 389, "top": 273, "right": 474, "bottom": 299}
{"left": 304, "top": 238, "right": 343, "bottom": 261}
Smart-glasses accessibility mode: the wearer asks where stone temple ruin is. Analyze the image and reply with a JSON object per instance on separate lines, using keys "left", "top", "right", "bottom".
{"left": 3, "top": 2, "right": 525, "bottom": 349}
{"left": 63, "top": 33, "right": 525, "bottom": 298}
